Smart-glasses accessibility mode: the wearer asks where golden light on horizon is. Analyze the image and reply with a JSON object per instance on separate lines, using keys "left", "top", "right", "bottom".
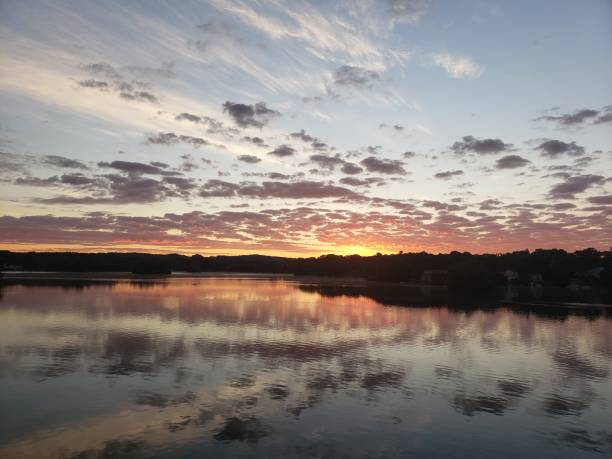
{"left": 0, "top": 242, "right": 396, "bottom": 258}
{"left": 0, "top": 1, "right": 611, "bottom": 258}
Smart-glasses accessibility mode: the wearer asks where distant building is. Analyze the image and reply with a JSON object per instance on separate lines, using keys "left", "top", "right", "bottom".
{"left": 420, "top": 269, "right": 447, "bottom": 285}
{"left": 503, "top": 270, "right": 519, "bottom": 283}
{"left": 529, "top": 273, "right": 543, "bottom": 286}
{"left": 583, "top": 267, "right": 604, "bottom": 280}
{"left": 2, "top": 264, "right": 23, "bottom": 271}
{"left": 570, "top": 266, "right": 604, "bottom": 286}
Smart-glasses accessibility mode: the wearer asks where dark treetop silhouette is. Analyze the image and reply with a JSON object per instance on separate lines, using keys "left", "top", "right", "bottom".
{"left": 1, "top": 248, "right": 610, "bottom": 291}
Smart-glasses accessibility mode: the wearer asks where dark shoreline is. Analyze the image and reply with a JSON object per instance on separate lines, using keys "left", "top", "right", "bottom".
{"left": 2, "top": 249, "right": 610, "bottom": 291}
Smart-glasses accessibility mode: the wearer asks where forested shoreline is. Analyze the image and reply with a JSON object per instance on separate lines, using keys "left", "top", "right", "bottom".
{"left": 1, "top": 249, "right": 610, "bottom": 290}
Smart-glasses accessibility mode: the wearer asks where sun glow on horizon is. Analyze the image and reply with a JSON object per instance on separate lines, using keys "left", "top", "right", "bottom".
{"left": 0, "top": 1, "right": 610, "bottom": 254}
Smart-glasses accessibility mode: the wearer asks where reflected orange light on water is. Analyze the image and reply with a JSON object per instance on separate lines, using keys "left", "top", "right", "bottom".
{"left": 0, "top": 278, "right": 611, "bottom": 459}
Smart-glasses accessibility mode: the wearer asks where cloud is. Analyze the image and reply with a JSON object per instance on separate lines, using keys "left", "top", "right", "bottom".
{"left": 178, "top": 153, "right": 199, "bottom": 172}
{"left": 237, "top": 155, "right": 262, "bottom": 164}
{"left": 175, "top": 113, "right": 238, "bottom": 137}
{"left": 84, "top": 61, "right": 175, "bottom": 81}
{"left": 161, "top": 176, "right": 198, "bottom": 192}
{"left": 14, "top": 175, "right": 61, "bottom": 187}
{"left": 242, "top": 181, "right": 360, "bottom": 199}
{"left": 206, "top": 0, "right": 384, "bottom": 67}
{"left": 289, "top": 129, "right": 329, "bottom": 150}
{"left": 118, "top": 90, "right": 158, "bottom": 104}
{"left": 243, "top": 172, "right": 304, "bottom": 180}
{"left": 3, "top": 2, "right": 611, "bottom": 255}
{"left": 495, "top": 155, "right": 530, "bottom": 169}
{"left": 386, "top": 0, "right": 429, "bottom": 25}
{"left": 195, "top": 21, "right": 249, "bottom": 46}
{"left": 175, "top": 112, "right": 201, "bottom": 123}
{"left": 15, "top": 172, "right": 103, "bottom": 188}
{"left": 57, "top": 173, "right": 99, "bottom": 186}
{"left": 548, "top": 174, "right": 605, "bottom": 199}
{"left": 427, "top": 53, "right": 482, "bottom": 78}
{"left": 123, "top": 62, "right": 176, "bottom": 79}
{"left": 78, "top": 79, "right": 109, "bottom": 89}
{"left": 289, "top": 129, "right": 317, "bottom": 143}
{"left": 535, "top": 108, "right": 599, "bottom": 126}
{"left": 593, "top": 106, "right": 612, "bottom": 125}
{"left": 587, "top": 195, "right": 612, "bottom": 205}
{"left": 0, "top": 152, "right": 30, "bottom": 174}
{"left": 339, "top": 177, "right": 385, "bottom": 187}
{"left": 378, "top": 123, "right": 404, "bottom": 132}
{"left": 333, "top": 65, "right": 380, "bottom": 87}
{"left": 3, "top": 200, "right": 611, "bottom": 254}
{"left": 478, "top": 199, "right": 502, "bottom": 210}
{"left": 309, "top": 154, "right": 345, "bottom": 170}
{"left": 222, "top": 101, "right": 280, "bottom": 128}
{"left": 82, "top": 62, "right": 122, "bottom": 80}
{"left": 535, "top": 106, "right": 612, "bottom": 126}
{"left": 550, "top": 202, "right": 576, "bottom": 211}
{"left": 42, "top": 155, "right": 89, "bottom": 170}
{"left": 241, "top": 136, "right": 268, "bottom": 147}
{"left": 536, "top": 140, "right": 585, "bottom": 158}
{"left": 199, "top": 180, "right": 360, "bottom": 200}
{"left": 40, "top": 179, "right": 159, "bottom": 204}
{"left": 267, "top": 172, "right": 294, "bottom": 180}
{"left": 268, "top": 145, "right": 296, "bottom": 157}
{"left": 78, "top": 62, "right": 161, "bottom": 104}
{"left": 97, "top": 160, "right": 167, "bottom": 175}
{"left": 21, "top": 157, "right": 196, "bottom": 204}
{"left": 196, "top": 179, "right": 239, "bottom": 197}
{"left": 434, "top": 170, "right": 464, "bottom": 180}
{"left": 341, "top": 163, "right": 364, "bottom": 175}
{"left": 311, "top": 141, "right": 328, "bottom": 151}
{"left": 146, "top": 132, "right": 209, "bottom": 148}
{"left": 574, "top": 156, "right": 596, "bottom": 168}
{"left": 39, "top": 171, "right": 197, "bottom": 204}
{"left": 450, "top": 136, "right": 513, "bottom": 155}
{"left": 360, "top": 156, "right": 407, "bottom": 175}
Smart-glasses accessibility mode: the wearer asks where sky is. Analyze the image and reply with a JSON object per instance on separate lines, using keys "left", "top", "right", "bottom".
{"left": 0, "top": 0, "right": 611, "bottom": 256}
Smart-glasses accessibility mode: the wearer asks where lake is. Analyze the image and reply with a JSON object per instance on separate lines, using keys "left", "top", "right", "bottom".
{"left": 0, "top": 276, "right": 611, "bottom": 458}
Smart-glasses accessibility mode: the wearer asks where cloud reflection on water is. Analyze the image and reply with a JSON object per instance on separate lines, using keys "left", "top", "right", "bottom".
{"left": 0, "top": 277, "right": 610, "bottom": 458}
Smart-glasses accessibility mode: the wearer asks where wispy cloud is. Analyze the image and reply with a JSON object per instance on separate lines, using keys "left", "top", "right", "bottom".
{"left": 426, "top": 52, "right": 483, "bottom": 79}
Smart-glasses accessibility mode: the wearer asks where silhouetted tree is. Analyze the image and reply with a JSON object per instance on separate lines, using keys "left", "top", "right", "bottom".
{"left": 1, "top": 248, "right": 610, "bottom": 290}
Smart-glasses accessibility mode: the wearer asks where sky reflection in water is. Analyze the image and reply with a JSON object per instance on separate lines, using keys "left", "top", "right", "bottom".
{"left": 0, "top": 278, "right": 611, "bottom": 458}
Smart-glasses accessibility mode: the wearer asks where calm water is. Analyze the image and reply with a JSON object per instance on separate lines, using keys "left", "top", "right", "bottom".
{"left": 0, "top": 276, "right": 611, "bottom": 458}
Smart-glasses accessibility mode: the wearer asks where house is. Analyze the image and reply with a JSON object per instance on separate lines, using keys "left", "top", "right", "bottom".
{"left": 503, "top": 270, "right": 519, "bottom": 283}
{"left": 420, "top": 270, "right": 448, "bottom": 285}
{"left": 529, "top": 272, "right": 543, "bottom": 286}
{"left": 570, "top": 266, "right": 604, "bottom": 286}
{"left": 583, "top": 266, "right": 604, "bottom": 280}
{"left": 2, "top": 264, "right": 23, "bottom": 271}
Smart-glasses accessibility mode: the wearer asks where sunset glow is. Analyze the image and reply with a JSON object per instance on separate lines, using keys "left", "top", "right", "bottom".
{"left": 1, "top": 1, "right": 611, "bottom": 255}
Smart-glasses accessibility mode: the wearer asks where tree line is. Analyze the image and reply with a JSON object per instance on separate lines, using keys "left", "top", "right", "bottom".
{"left": 1, "top": 248, "right": 610, "bottom": 290}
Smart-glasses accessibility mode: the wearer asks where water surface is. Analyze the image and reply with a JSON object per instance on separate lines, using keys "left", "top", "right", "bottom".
{"left": 0, "top": 277, "right": 611, "bottom": 458}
